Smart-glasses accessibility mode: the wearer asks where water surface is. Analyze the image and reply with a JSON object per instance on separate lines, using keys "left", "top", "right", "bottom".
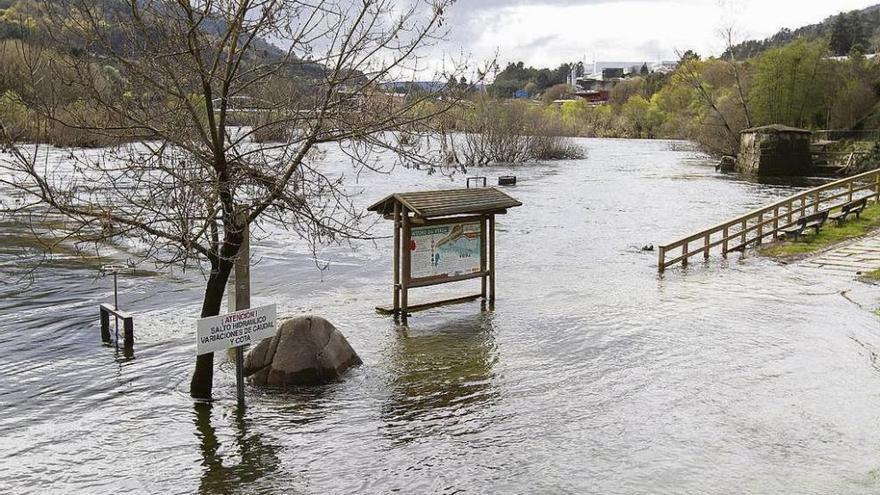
{"left": 2, "top": 138, "right": 879, "bottom": 494}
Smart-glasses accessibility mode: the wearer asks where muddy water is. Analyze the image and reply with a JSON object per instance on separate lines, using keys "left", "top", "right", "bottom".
{"left": 2, "top": 138, "right": 880, "bottom": 494}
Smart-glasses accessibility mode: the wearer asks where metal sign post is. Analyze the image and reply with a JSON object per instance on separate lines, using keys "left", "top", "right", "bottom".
{"left": 228, "top": 223, "right": 250, "bottom": 409}
{"left": 100, "top": 264, "right": 135, "bottom": 353}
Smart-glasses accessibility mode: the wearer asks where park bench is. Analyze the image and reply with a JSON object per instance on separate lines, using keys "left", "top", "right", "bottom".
{"left": 780, "top": 210, "right": 828, "bottom": 241}
{"left": 829, "top": 197, "right": 868, "bottom": 225}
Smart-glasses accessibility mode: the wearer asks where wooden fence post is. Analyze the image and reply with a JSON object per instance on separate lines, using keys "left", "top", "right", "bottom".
{"left": 123, "top": 317, "right": 134, "bottom": 352}
{"left": 756, "top": 212, "right": 763, "bottom": 245}
{"left": 875, "top": 172, "right": 880, "bottom": 201}
{"left": 658, "top": 245, "right": 666, "bottom": 273}
{"left": 772, "top": 207, "right": 779, "bottom": 239}
{"left": 100, "top": 306, "right": 110, "bottom": 342}
{"left": 722, "top": 227, "right": 729, "bottom": 257}
{"left": 703, "top": 234, "right": 710, "bottom": 260}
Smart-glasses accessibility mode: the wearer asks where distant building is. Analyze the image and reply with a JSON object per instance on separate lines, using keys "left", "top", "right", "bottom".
{"left": 567, "top": 59, "right": 678, "bottom": 105}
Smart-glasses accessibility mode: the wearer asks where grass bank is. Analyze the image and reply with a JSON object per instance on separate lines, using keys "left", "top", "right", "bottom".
{"left": 759, "top": 202, "right": 880, "bottom": 259}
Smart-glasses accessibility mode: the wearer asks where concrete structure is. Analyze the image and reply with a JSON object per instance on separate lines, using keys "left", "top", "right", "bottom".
{"left": 736, "top": 125, "right": 813, "bottom": 176}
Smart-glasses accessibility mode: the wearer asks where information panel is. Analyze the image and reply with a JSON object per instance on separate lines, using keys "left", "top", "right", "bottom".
{"left": 410, "top": 221, "right": 481, "bottom": 283}
{"left": 196, "top": 304, "right": 276, "bottom": 355}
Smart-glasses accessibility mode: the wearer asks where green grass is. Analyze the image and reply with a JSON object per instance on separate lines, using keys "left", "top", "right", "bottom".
{"left": 760, "top": 202, "right": 880, "bottom": 258}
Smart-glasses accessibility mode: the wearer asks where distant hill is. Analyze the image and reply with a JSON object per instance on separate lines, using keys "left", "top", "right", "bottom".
{"left": 726, "top": 4, "right": 880, "bottom": 59}
{"left": 0, "top": 0, "right": 327, "bottom": 79}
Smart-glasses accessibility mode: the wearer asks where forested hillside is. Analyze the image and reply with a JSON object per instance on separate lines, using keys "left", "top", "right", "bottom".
{"left": 727, "top": 4, "right": 880, "bottom": 58}
{"left": 0, "top": 0, "right": 325, "bottom": 77}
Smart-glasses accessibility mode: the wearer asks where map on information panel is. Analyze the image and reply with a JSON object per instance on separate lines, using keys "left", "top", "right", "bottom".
{"left": 410, "top": 221, "right": 481, "bottom": 282}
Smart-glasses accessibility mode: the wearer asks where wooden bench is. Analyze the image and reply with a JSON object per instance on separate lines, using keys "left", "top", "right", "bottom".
{"left": 780, "top": 210, "right": 828, "bottom": 241}
{"left": 829, "top": 197, "right": 868, "bottom": 225}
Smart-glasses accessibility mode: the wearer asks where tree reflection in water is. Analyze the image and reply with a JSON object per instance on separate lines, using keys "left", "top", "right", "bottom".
{"left": 194, "top": 403, "right": 294, "bottom": 494}
{"left": 382, "top": 312, "right": 500, "bottom": 444}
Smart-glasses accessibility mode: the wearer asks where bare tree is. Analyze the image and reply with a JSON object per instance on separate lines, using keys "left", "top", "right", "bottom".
{"left": 720, "top": 26, "right": 753, "bottom": 129}
{"left": 0, "top": 0, "right": 473, "bottom": 399}
{"left": 674, "top": 49, "right": 739, "bottom": 154}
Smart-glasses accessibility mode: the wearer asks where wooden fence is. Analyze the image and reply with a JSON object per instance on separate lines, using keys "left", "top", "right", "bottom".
{"left": 658, "top": 168, "right": 880, "bottom": 272}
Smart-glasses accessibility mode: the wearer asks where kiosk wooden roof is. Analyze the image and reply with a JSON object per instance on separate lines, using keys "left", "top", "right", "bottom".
{"left": 368, "top": 187, "right": 522, "bottom": 219}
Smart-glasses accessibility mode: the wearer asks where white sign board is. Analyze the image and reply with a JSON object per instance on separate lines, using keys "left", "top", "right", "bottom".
{"left": 196, "top": 304, "right": 276, "bottom": 356}
{"left": 410, "top": 221, "right": 481, "bottom": 282}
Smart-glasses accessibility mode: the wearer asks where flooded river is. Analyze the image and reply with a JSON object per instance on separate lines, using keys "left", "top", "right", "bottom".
{"left": 2, "top": 138, "right": 880, "bottom": 494}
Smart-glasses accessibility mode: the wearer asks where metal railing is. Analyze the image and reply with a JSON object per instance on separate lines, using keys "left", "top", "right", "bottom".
{"left": 658, "top": 168, "right": 880, "bottom": 272}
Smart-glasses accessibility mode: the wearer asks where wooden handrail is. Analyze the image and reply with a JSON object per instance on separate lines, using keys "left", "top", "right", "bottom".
{"left": 658, "top": 168, "right": 880, "bottom": 272}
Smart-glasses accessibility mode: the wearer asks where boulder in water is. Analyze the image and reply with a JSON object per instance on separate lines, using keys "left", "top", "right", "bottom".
{"left": 243, "top": 315, "right": 362, "bottom": 386}
{"left": 716, "top": 155, "right": 736, "bottom": 172}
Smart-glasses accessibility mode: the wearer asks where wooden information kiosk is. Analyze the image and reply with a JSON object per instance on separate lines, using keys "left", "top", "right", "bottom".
{"left": 368, "top": 187, "right": 522, "bottom": 320}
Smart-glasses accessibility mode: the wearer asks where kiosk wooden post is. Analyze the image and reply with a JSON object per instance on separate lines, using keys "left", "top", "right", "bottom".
{"left": 368, "top": 188, "right": 521, "bottom": 318}
{"left": 392, "top": 203, "right": 401, "bottom": 315}
{"left": 489, "top": 215, "right": 496, "bottom": 303}
{"left": 480, "top": 215, "right": 488, "bottom": 299}
{"left": 401, "top": 207, "right": 412, "bottom": 321}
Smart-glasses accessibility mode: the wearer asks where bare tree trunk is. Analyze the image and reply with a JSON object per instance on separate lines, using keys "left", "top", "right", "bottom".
{"left": 191, "top": 228, "right": 243, "bottom": 399}
{"left": 723, "top": 28, "right": 753, "bottom": 129}
{"left": 190, "top": 259, "right": 233, "bottom": 399}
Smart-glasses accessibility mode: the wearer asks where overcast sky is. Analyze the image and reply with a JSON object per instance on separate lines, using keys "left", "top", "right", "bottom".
{"left": 431, "top": 0, "right": 877, "bottom": 72}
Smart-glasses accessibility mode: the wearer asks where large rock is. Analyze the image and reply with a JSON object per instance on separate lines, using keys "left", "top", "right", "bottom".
{"left": 716, "top": 155, "right": 736, "bottom": 172}
{"left": 243, "top": 315, "right": 362, "bottom": 386}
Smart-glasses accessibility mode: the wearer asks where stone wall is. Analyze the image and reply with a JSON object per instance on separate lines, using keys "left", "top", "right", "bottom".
{"left": 735, "top": 125, "right": 812, "bottom": 176}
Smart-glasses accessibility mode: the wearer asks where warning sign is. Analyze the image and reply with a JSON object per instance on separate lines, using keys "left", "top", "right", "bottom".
{"left": 196, "top": 304, "right": 276, "bottom": 356}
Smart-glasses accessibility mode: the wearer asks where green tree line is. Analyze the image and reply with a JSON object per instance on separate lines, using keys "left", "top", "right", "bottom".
{"left": 480, "top": 39, "right": 880, "bottom": 156}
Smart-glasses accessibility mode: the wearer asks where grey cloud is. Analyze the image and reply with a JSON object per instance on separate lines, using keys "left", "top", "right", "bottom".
{"left": 514, "top": 34, "right": 561, "bottom": 50}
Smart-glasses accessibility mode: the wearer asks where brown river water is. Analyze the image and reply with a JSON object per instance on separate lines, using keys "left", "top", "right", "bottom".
{"left": 1, "top": 138, "right": 880, "bottom": 494}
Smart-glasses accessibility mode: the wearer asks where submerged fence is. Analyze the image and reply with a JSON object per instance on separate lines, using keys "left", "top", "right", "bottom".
{"left": 658, "top": 168, "right": 880, "bottom": 272}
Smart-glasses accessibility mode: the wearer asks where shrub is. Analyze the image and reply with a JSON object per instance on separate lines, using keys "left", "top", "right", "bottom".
{"left": 452, "top": 98, "right": 584, "bottom": 165}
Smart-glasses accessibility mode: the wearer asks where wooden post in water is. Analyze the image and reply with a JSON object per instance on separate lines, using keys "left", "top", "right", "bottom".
{"left": 400, "top": 208, "right": 411, "bottom": 322}
{"left": 721, "top": 227, "right": 729, "bottom": 258}
{"left": 772, "top": 207, "right": 779, "bottom": 239}
{"left": 658, "top": 245, "right": 666, "bottom": 273}
{"left": 123, "top": 318, "right": 134, "bottom": 353}
{"left": 228, "top": 220, "right": 250, "bottom": 409}
{"left": 681, "top": 241, "right": 689, "bottom": 267}
{"left": 703, "top": 234, "right": 710, "bottom": 260}
{"left": 480, "top": 215, "right": 487, "bottom": 299}
{"left": 100, "top": 307, "right": 111, "bottom": 342}
{"left": 756, "top": 212, "right": 763, "bottom": 245}
{"left": 489, "top": 215, "right": 496, "bottom": 302}
{"left": 392, "top": 203, "right": 401, "bottom": 317}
